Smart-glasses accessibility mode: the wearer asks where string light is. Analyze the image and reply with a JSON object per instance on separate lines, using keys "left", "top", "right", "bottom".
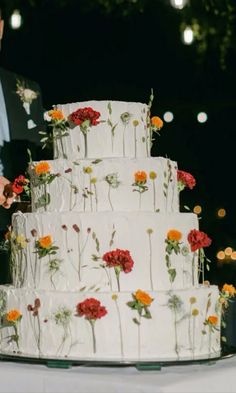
{"left": 197, "top": 112, "right": 208, "bottom": 123}
{"left": 182, "top": 26, "right": 194, "bottom": 45}
{"left": 9, "top": 9, "right": 23, "bottom": 30}
{"left": 170, "top": 0, "right": 188, "bottom": 10}
{"left": 163, "top": 111, "right": 174, "bottom": 123}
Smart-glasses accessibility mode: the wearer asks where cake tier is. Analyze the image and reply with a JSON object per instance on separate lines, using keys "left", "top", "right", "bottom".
{"left": 0, "top": 285, "right": 221, "bottom": 361}
{"left": 30, "top": 157, "right": 178, "bottom": 213}
{"left": 11, "top": 211, "right": 199, "bottom": 292}
{"left": 54, "top": 101, "right": 150, "bottom": 159}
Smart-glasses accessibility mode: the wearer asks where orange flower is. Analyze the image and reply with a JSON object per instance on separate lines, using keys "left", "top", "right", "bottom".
{"left": 4, "top": 231, "right": 12, "bottom": 241}
{"left": 38, "top": 235, "right": 53, "bottom": 249}
{"left": 48, "top": 109, "right": 65, "bottom": 121}
{"left": 134, "top": 289, "right": 153, "bottom": 306}
{"left": 222, "top": 284, "right": 236, "bottom": 297}
{"left": 6, "top": 309, "right": 22, "bottom": 322}
{"left": 151, "top": 116, "right": 163, "bottom": 130}
{"left": 207, "top": 315, "right": 218, "bottom": 325}
{"left": 167, "top": 229, "right": 182, "bottom": 242}
{"left": 35, "top": 161, "right": 51, "bottom": 176}
{"left": 134, "top": 171, "right": 147, "bottom": 183}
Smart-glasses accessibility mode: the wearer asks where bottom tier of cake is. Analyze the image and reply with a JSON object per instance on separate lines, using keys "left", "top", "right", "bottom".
{"left": 0, "top": 285, "right": 221, "bottom": 362}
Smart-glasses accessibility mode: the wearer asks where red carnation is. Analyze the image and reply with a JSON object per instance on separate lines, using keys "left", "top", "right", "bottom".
{"left": 12, "top": 175, "right": 28, "bottom": 194}
{"left": 177, "top": 170, "right": 196, "bottom": 190}
{"left": 102, "top": 248, "right": 134, "bottom": 273}
{"left": 187, "top": 229, "right": 212, "bottom": 252}
{"left": 69, "top": 107, "right": 101, "bottom": 127}
{"left": 76, "top": 298, "right": 107, "bottom": 320}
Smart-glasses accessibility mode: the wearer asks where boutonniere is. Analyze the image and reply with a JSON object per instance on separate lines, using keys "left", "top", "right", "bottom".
{"left": 16, "top": 79, "right": 39, "bottom": 129}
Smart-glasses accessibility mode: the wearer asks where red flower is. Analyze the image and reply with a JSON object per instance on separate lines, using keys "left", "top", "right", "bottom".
{"left": 102, "top": 248, "right": 134, "bottom": 273}
{"left": 12, "top": 175, "right": 29, "bottom": 194}
{"left": 187, "top": 229, "right": 212, "bottom": 252}
{"left": 177, "top": 170, "right": 196, "bottom": 190}
{"left": 69, "top": 107, "right": 101, "bottom": 127}
{"left": 76, "top": 298, "right": 107, "bottom": 320}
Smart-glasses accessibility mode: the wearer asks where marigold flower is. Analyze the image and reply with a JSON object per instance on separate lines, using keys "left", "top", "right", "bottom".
{"left": 38, "top": 235, "right": 53, "bottom": 249}
{"left": 222, "top": 284, "right": 236, "bottom": 297}
{"left": 151, "top": 116, "right": 163, "bottom": 130}
{"left": 35, "top": 161, "right": 51, "bottom": 176}
{"left": 167, "top": 229, "right": 182, "bottom": 242}
{"left": 6, "top": 309, "right": 22, "bottom": 322}
{"left": 48, "top": 109, "right": 65, "bottom": 121}
{"left": 134, "top": 171, "right": 147, "bottom": 183}
{"left": 207, "top": 315, "right": 218, "bottom": 325}
{"left": 134, "top": 289, "right": 153, "bottom": 306}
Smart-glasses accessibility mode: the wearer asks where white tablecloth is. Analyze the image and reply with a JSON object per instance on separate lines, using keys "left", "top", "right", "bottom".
{"left": 0, "top": 354, "right": 236, "bottom": 393}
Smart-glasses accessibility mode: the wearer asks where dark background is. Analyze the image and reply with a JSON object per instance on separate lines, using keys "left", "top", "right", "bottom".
{"left": 1, "top": 0, "right": 236, "bottom": 286}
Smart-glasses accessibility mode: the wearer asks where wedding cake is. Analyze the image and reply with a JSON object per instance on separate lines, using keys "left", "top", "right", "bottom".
{"left": 0, "top": 98, "right": 222, "bottom": 362}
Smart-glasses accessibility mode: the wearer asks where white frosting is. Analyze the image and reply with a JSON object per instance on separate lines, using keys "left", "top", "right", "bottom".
{"left": 11, "top": 211, "right": 198, "bottom": 292}
{"left": 0, "top": 286, "right": 221, "bottom": 361}
{"left": 30, "top": 157, "right": 179, "bottom": 213}
{"left": 0, "top": 100, "right": 221, "bottom": 363}
{"left": 54, "top": 101, "right": 150, "bottom": 159}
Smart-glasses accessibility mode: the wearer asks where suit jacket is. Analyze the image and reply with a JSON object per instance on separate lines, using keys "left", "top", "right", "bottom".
{"left": 0, "top": 67, "right": 52, "bottom": 230}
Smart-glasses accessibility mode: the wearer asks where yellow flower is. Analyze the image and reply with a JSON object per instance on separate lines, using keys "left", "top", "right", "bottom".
{"left": 48, "top": 109, "right": 65, "bottom": 121}
{"left": 151, "top": 116, "right": 163, "bottom": 130}
{"left": 192, "top": 308, "right": 199, "bottom": 316}
{"left": 134, "top": 171, "right": 147, "bottom": 183}
{"left": 112, "top": 294, "right": 118, "bottom": 301}
{"left": 147, "top": 228, "right": 153, "bottom": 235}
{"left": 134, "top": 289, "right": 153, "bottom": 306}
{"left": 6, "top": 309, "right": 22, "bottom": 322}
{"left": 149, "top": 171, "right": 157, "bottom": 180}
{"left": 38, "top": 235, "right": 53, "bottom": 249}
{"left": 16, "top": 234, "right": 27, "bottom": 249}
{"left": 189, "top": 296, "right": 197, "bottom": 304}
{"left": 167, "top": 229, "right": 182, "bottom": 242}
{"left": 222, "top": 283, "right": 236, "bottom": 297}
{"left": 83, "top": 166, "right": 93, "bottom": 174}
{"left": 133, "top": 120, "right": 139, "bottom": 127}
{"left": 90, "top": 177, "right": 97, "bottom": 184}
{"left": 35, "top": 161, "right": 51, "bottom": 175}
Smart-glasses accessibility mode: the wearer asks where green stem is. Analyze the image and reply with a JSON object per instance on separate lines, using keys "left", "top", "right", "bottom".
{"left": 134, "top": 126, "right": 137, "bottom": 158}
{"left": 89, "top": 320, "right": 96, "bottom": 354}
{"left": 108, "top": 185, "right": 113, "bottom": 211}
{"left": 83, "top": 132, "right": 88, "bottom": 158}
{"left": 115, "top": 299, "right": 124, "bottom": 357}
{"left": 148, "top": 233, "right": 153, "bottom": 290}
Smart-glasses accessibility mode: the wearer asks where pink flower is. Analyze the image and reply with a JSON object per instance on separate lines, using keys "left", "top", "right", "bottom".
{"left": 177, "top": 170, "right": 196, "bottom": 190}
{"left": 187, "top": 229, "right": 212, "bottom": 252}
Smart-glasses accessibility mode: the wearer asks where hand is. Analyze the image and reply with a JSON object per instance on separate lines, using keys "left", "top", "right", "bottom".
{"left": 0, "top": 176, "right": 17, "bottom": 209}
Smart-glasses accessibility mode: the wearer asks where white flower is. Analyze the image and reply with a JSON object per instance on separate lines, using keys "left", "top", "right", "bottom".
{"left": 22, "top": 88, "right": 38, "bottom": 104}
{"left": 16, "top": 79, "right": 38, "bottom": 105}
{"left": 44, "top": 111, "right": 52, "bottom": 122}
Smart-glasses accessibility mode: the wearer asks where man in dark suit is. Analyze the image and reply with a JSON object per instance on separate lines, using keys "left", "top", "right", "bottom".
{"left": 0, "top": 6, "right": 51, "bottom": 283}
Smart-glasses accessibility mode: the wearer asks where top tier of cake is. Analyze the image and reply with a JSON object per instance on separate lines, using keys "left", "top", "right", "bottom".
{"left": 53, "top": 100, "right": 151, "bottom": 160}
